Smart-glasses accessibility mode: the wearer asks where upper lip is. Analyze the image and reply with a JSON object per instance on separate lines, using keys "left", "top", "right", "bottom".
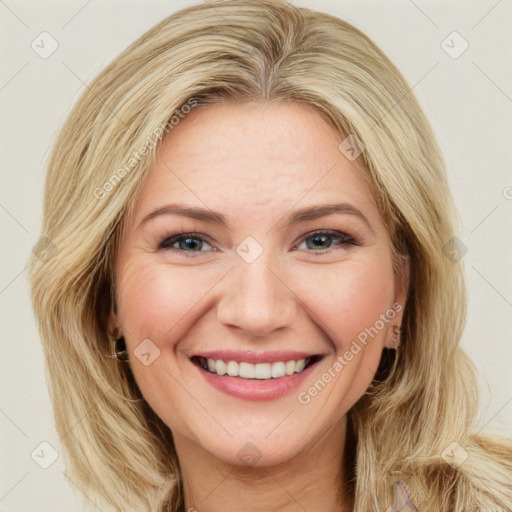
{"left": 192, "top": 349, "right": 324, "bottom": 364}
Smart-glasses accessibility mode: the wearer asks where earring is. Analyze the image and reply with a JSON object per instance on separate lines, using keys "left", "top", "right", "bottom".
{"left": 110, "top": 326, "right": 128, "bottom": 360}
{"left": 392, "top": 325, "right": 401, "bottom": 349}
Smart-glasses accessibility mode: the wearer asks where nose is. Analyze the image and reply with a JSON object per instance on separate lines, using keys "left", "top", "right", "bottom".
{"left": 216, "top": 256, "right": 297, "bottom": 338}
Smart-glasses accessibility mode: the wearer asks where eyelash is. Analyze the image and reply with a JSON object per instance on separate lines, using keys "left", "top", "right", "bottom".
{"left": 157, "top": 230, "right": 358, "bottom": 257}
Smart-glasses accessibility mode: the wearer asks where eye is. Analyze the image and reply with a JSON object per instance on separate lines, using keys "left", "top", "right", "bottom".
{"left": 158, "top": 229, "right": 357, "bottom": 257}
{"left": 296, "top": 230, "right": 357, "bottom": 254}
{"left": 158, "top": 232, "right": 213, "bottom": 255}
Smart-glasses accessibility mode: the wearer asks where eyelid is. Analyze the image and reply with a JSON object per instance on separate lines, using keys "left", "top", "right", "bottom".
{"left": 157, "top": 229, "right": 359, "bottom": 255}
{"left": 158, "top": 231, "right": 214, "bottom": 251}
{"left": 293, "top": 229, "right": 358, "bottom": 252}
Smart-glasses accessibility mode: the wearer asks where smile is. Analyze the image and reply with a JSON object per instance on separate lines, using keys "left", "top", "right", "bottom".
{"left": 190, "top": 353, "right": 325, "bottom": 401}
{"left": 194, "top": 355, "right": 323, "bottom": 380}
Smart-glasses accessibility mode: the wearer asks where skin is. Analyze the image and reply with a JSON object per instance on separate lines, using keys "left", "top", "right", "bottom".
{"left": 109, "top": 101, "right": 409, "bottom": 512}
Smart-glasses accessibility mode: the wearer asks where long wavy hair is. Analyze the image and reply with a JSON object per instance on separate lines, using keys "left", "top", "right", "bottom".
{"left": 27, "top": 1, "right": 512, "bottom": 510}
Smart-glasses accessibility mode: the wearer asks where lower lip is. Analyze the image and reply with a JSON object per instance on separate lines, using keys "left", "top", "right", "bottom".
{"left": 193, "top": 358, "right": 323, "bottom": 401}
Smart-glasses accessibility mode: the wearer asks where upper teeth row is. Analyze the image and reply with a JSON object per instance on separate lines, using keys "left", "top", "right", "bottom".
{"left": 201, "top": 358, "right": 308, "bottom": 379}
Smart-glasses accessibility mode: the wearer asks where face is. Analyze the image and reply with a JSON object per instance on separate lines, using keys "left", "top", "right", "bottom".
{"left": 110, "top": 101, "right": 408, "bottom": 467}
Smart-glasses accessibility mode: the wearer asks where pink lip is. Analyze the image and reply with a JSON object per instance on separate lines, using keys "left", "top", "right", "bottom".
{"left": 192, "top": 349, "right": 320, "bottom": 364}
{"left": 193, "top": 358, "right": 323, "bottom": 401}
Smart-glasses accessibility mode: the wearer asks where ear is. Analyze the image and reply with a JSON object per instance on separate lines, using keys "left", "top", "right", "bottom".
{"left": 105, "top": 287, "right": 121, "bottom": 339}
{"left": 104, "top": 279, "right": 122, "bottom": 338}
{"left": 107, "top": 310, "right": 120, "bottom": 338}
{"left": 97, "top": 279, "right": 120, "bottom": 338}
{"left": 383, "top": 254, "right": 410, "bottom": 349}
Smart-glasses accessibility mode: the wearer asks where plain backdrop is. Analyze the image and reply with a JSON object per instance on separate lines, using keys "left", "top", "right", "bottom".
{"left": 1, "top": 1, "right": 511, "bottom": 510}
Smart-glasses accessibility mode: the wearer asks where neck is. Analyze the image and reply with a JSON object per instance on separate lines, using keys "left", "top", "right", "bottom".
{"left": 174, "top": 415, "right": 355, "bottom": 512}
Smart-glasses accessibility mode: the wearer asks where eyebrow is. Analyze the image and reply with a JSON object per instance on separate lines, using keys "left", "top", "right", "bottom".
{"left": 138, "top": 202, "right": 374, "bottom": 232}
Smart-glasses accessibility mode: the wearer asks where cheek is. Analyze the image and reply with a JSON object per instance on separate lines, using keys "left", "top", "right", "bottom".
{"left": 115, "top": 257, "right": 207, "bottom": 403}
{"left": 292, "top": 257, "right": 395, "bottom": 412}
{"left": 116, "top": 255, "right": 223, "bottom": 353}
{"left": 295, "top": 256, "right": 396, "bottom": 351}
{"left": 117, "top": 259, "right": 172, "bottom": 336}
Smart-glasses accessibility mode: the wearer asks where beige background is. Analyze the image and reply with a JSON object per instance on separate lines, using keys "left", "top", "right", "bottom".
{"left": 1, "top": 0, "right": 511, "bottom": 509}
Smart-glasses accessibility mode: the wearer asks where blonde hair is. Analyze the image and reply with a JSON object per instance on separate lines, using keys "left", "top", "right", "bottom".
{"left": 27, "top": 1, "right": 512, "bottom": 510}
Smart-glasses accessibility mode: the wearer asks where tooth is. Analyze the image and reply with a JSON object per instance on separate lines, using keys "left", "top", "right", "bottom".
{"left": 238, "top": 362, "right": 255, "bottom": 379}
{"left": 254, "top": 363, "right": 272, "bottom": 379}
{"left": 204, "top": 357, "right": 312, "bottom": 379}
{"left": 295, "top": 359, "right": 306, "bottom": 372}
{"left": 284, "top": 360, "right": 296, "bottom": 375}
{"left": 227, "top": 361, "right": 239, "bottom": 377}
{"left": 271, "top": 361, "right": 286, "bottom": 378}
{"left": 215, "top": 359, "right": 227, "bottom": 376}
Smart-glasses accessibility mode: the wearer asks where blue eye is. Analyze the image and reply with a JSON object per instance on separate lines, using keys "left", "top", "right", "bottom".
{"left": 158, "top": 230, "right": 357, "bottom": 256}
{"left": 158, "top": 232, "right": 213, "bottom": 253}
{"left": 297, "top": 230, "right": 356, "bottom": 253}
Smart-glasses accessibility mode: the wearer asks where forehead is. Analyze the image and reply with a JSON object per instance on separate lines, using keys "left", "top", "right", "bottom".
{"left": 130, "top": 101, "right": 379, "bottom": 228}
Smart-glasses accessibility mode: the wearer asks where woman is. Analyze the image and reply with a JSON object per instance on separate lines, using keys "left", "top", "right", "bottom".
{"left": 27, "top": 1, "right": 512, "bottom": 511}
